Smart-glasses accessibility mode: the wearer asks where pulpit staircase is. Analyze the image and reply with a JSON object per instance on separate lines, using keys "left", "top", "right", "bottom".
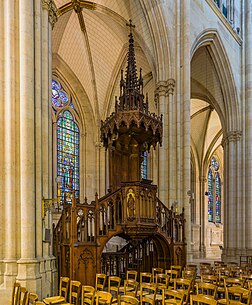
{"left": 53, "top": 180, "right": 186, "bottom": 286}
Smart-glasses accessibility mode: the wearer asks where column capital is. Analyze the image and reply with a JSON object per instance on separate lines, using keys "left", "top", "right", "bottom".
{"left": 42, "top": 0, "right": 58, "bottom": 28}
{"left": 221, "top": 130, "right": 242, "bottom": 146}
{"left": 199, "top": 176, "right": 207, "bottom": 183}
{"left": 155, "top": 78, "right": 176, "bottom": 96}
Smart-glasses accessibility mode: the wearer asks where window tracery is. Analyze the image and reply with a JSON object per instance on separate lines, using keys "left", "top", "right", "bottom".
{"left": 52, "top": 79, "right": 80, "bottom": 205}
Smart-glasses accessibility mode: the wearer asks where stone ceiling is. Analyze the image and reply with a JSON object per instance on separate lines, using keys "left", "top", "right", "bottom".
{"left": 53, "top": 0, "right": 155, "bottom": 121}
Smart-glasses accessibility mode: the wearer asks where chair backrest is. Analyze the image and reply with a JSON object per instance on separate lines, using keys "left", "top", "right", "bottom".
{"left": 165, "top": 269, "right": 179, "bottom": 279}
{"left": 162, "top": 288, "right": 184, "bottom": 305}
{"left": 174, "top": 278, "right": 192, "bottom": 304}
{"left": 152, "top": 268, "right": 163, "bottom": 283}
{"left": 171, "top": 265, "right": 182, "bottom": 277}
{"left": 19, "top": 287, "right": 28, "bottom": 305}
{"left": 96, "top": 291, "right": 112, "bottom": 305}
{"left": 108, "top": 276, "right": 121, "bottom": 299}
{"left": 182, "top": 270, "right": 196, "bottom": 280}
{"left": 27, "top": 293, "right": 38, "bottom": 304}
{"left": 126, "top": 271, "right": 138, "bottom": 281}
{"left": 156, "top": 273, "right": 169, "bottom": 290}
{"left": 59, "top": 277, "right": 70, "bottom": 300}
{"left": 140, "top": 283, "right": 156, "bottom": 305}
{"left": 196, "top": 282, "right": 217, "bottom": 298}
{"left": 165, "top": 270, "right": 179, "bottom": 287}
{"left": 224, "top": 281, "right": 251, "bottom": 305}
{"left": 140, "top": 272, "right": 152, "bottom": 284}
{"left": 69, "top": 280, "right": 82, "bottom": 305}
{"left": 12, "top": 282, "right": 20, "bottom": 305}
{"left": 95, "top": 274, "right": 106, "bottom": 291}
{"left": 119, "top": 295, "right": 139, "bottom": 305}
{"left": 124, "top": 279, "right": 139, "bottom": 297}
{"left": 81, "top": 285, "right": 95, "bottom": 305}
{"left": 201, "top": 275, "right": 218, "bottom": 285}
{"left": 190, "top": 294, "right": 217, "bottom": 305}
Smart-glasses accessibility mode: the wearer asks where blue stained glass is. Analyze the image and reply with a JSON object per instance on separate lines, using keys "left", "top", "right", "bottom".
{"left": 208, "top": 168, "right": 214, "bottom": 222}
{"left": 52, "top": 80, "right": 69, "bottom": 108}
{"left": 208, "top": 156, "right": 222, "bottom": 223}
{"left": 215, "top": 172, "right": 221, "bottom": 223}
{"left": 56, "top": 109, "right": 79, "bottom": 204}
{"left": 141, "top": 151, "right": 148, "bottom": 179}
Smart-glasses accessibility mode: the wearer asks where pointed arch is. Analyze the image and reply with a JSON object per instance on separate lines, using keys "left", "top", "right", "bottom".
{"left": 191, "top": 29, "right": 241, "bottom": 134}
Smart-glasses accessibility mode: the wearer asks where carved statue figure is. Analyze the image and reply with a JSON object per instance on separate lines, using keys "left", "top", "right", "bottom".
{"left": 127, "top": 193, "right": 135, "bottom": 218}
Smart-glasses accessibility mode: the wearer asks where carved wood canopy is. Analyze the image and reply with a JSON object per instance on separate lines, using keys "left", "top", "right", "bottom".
{"left": 100, "top": 20, "right": 163, "bottom": 152}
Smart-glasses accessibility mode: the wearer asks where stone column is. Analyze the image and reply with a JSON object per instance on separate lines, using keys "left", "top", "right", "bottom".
{"left": 0, "top": 0, "right": 4, "bottom": 280}
{"left": 3, "top": 0, "right": 18, "bottom": 286}
{"left": 181, "top": 0, "right": 192, "bottom": 260}
{"left": 245, "top": 0, "right": 252, "bottom": 254}
{"left": 222, "top": 131, "right": 242, "bottom": 261}
{"left": 17, "top": 0, "right": 39, "bottom": 287}
{"left": 156, "top": 81, "right": 169, "bottom": 205}
{"left": 199, "top": 177, "right": 207, "bottom": 256}
{"left": 41, "top": 0, "right": 57, "bottom": 297}
{"left": 167, "top": 79, "right": 176, "bottom": 205}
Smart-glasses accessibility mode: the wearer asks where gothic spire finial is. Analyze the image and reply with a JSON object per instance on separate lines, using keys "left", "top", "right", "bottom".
{"left": 126, "top": 19, "right": 135, "bottom": 33}
{"left": 125, "top": 19, "right": 138, "bottom": 93}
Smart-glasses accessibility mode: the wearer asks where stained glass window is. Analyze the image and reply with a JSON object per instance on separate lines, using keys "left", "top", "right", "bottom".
{"left": 215, "top": 172, "right": 221, "bottom": 223}
{"left": 52, "top": 80, "right": 80, "bottom": 204}
{"left": 207, "top": 156, "right": 222, "bottom": 223}
{"left": 141, "top": 151, "right": 148, "bottom": 179}
{"left": 208, "top": 168, "right": 214, "bottom": 222}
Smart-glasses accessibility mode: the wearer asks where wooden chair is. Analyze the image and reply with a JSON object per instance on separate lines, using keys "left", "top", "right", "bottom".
{"left": 137, "top": 273, "right": 153, "bottom": 297}
{"left": 139, "top": 272, "right": 153, "bottom": 284}
{"left": 43, "top": 276, "right": 70, "bottom": 304}
{"left": 127, "top": 271, "right": 138, "bottom": 281}
{"left": 156, "top": 273, "right": 170, "bottom": 290}
{"left": 217, "top": 277, "right": 245, "bottom": 300}
{"left": 139, "top": 283, "right": 156, "bottom": 305}
{"left": 96, "top": 291, "right": 113, "bottom": 305}
{"left": 108, "top": 276, "right": 121, "bottom": 303}
{"left": 12, "top": 282, "right": 20, "bottom": 305}
{"left": 123, "top": 280, "right": 139, "bottom": 297}
{"left": 173, "top": 278, "right": 192, "bottom": 305}
{"left": 34, "top": 303, "right": 45, "bottom": 305}
{"left": 201, "top": 275, "right": 219, "bottom": 285}
{"left": 190, "top": 294, "right": 217, "bottom": 305}
{"left": 118, "top": 295, "right": 139, "bottom": 305}
{"left": 152, "top": 268, "right": 163, "bottom": 283}
{"left": 19, "top": 287, "right": 28, "bottom": 305}
{"left": 119, "top": 271, "right": 137, "bottom": 293}
{"left": 162, "top": 289, "right": 184, "bottom": 305}
{"left": 95, "top": 274, "right": 107, "bottom": 292}
{"left": 196, "top": 282, "right": 217, "bottom": 299}
{"left": 81, "top": 285, "right": 95, "bottom": 305}
{"left": 217, "top": 285, "right": 251, "bottom": 305}
{"left": 165, "top": 270, "right": 179, "bottom": 288}
{"left": 67, "top": 280, "right": 82, "bottom": 305}
{"left": 171, "top": 265, "right": 183, "bottom": 277}
{"left": 26, "top": 293, "right": 38, "bottom": 304}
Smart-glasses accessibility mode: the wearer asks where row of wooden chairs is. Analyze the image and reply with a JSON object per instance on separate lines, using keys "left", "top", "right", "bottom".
{"left": 12, "top": 282, "right": 39, "bottom": 305}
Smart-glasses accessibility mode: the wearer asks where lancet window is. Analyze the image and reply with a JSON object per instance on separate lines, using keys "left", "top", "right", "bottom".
{"left": 207, "top": 156, "right": 222, "bottom": 223}
{"left": 52, "top": 79, "right": 80, "bottom": 204}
